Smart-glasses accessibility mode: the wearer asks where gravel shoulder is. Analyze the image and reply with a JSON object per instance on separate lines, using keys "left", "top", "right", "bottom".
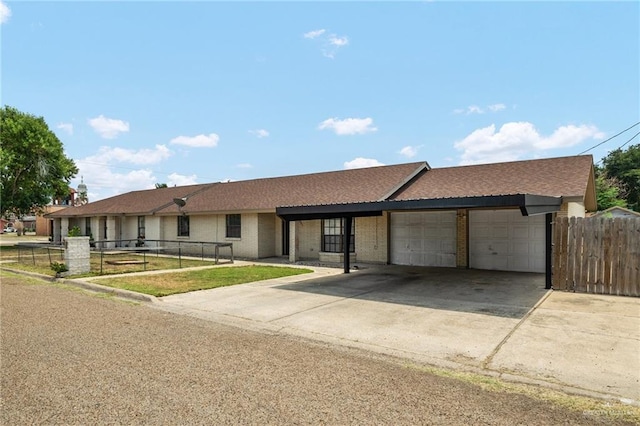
{"left": 1, "top": 275, "right": 636, "bottom": 425}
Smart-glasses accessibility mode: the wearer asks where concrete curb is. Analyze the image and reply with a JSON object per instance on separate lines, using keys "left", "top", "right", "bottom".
{"left": 0, "top": 266, "right": 157, "bottom": 303}
{"left": 0, "top": 262, "right": 340, "bottom": 304}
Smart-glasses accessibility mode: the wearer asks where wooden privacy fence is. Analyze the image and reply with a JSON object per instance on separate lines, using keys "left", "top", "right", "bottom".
{"left": 553, "top": 217, "right": 640, "bottom": 297}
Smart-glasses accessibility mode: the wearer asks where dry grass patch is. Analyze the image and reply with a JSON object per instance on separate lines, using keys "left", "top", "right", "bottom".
{"left": 97, "top": 265, "right": 313, "bottom": 296}
{"left": 409, "top": 364, "right": 640, "bottom": 424}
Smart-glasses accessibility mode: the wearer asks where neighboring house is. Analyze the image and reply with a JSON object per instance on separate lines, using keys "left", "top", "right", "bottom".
{"left": 593, "top": 206, "right": 640, "bottom": 219}
{"left": 46, "top": 155, "right": 596, "bottom": 280}
{"left": 36, "top": 205, "right": 69, "bottom": 237}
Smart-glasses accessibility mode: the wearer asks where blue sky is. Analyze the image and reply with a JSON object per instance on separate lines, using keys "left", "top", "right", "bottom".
{"left": 2, "top": 1, "right": 639, "bottom": 201}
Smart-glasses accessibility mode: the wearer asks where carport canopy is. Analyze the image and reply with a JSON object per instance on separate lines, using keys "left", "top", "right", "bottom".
{"left": 276, "top": 193, "right": 562, "bottom": 277}
{"left": 276, "top": 194, "right": 562, "bottom": 222}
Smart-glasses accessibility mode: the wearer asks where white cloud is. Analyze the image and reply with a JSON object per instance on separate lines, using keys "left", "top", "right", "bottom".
{"left": 0, "top": 1, "right": 11, "bottom": 24}
{"left": 454, "top": 122, "right": 604, "bottom": 165}
{"left": 72, "top": 145, "right": 177, "bottom": 200}
{"left": 249, "top": 129, "right": 269, "bottom": 138}
{"left": 167, "top": 173, "right": 198, "bottom": 187}
{"left": 328, "top": 35, "right": 349, "bottom": 46}
{"left": 236, "top": 163, "right": 252, "bottom": 169}
{"left": 399, "top": 145, "right": 418, "bottom": 158}
{"left": 57, "top": 123, "right": 74, "bottom": 135}
{"left": 344, "top": 158, "right": 385, "bottom": 169}
{"left": 88, "top": 115, "right": 130, "bottom": 139}
{"left": 488, "top": 103, "right": 506, "bottom": 112}
{"left": 453, "top": 103, "right": 507, "bottom": 115}
{"left": 304, "top": 28, "right": 349, "bottom": 59}
{"left": 170, "top": 133, "right": 219, "bottom": 148}
{"left": 303, "top": 29, "right": 326, "bottom": 39}
{"left": 90, "top": 144, "right": 172, "bottom": 165}
{"left": 318, "top": 117, "right": 377, "bottom": 135}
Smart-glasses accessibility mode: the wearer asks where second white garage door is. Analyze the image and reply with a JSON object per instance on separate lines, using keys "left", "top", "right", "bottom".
{"left": 469, "top": 209, "right": 545, "bottom": 273}
{"left": 390, "top": 211, "right": 457, "bottom": 267}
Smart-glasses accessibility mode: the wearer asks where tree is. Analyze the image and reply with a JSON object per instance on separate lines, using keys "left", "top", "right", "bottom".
{"left": 155, "top": 183, "right": 168, "bottom": 189}
{"left": 0, "top": 106, "right": 78, "bottom": 217}
{"left": 594, "top": 166, "right": 627, "bottom": 210}
{"left": 600, "top": 144, "right": 640, "bottom": 211}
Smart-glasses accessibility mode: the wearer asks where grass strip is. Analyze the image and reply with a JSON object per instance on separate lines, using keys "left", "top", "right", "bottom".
{"left": 97, "top": 265, "right": 313, "bottom": 296}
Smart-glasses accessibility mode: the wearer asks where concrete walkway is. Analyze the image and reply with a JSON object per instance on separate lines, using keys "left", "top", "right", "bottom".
{"left": 146, "top": 264, "right": 640, "bottom": 404}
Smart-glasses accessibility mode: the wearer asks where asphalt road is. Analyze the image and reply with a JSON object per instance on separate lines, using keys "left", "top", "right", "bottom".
{"left": 1, "top": 276, "right": 632, "bottom": 425}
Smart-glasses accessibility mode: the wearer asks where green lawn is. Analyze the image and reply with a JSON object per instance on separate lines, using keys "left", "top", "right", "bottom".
{"left": 97, "top": 265, "right": 313, "bottom": 296}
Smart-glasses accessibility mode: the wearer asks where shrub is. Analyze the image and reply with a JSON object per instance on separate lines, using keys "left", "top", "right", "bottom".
{"left": 68, "top": 226, "right": 82, "bottom": 237}
{"left": 50, "top": 262, "right": 68, "bottom": 274}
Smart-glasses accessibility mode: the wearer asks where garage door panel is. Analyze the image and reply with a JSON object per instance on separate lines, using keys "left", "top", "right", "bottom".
{"left": 391, "top": 211, "right": 456, "bottom": 267}
{"left": 490, "top": 226, "right": 508, "bottom": 238}
{"left": 531, "top": 226, "right": 545, "bottom": 239}
{"left": 511, "top": 241, "right": 530, "bottom": 255}
{"left": 409, "top": 239, "right": 424, "bottom": 251}
{"left": 511, "top": 225, "right": 530, "bottom": 239}
{"left": 470, "top": 210, "right": 545, "bottom": 273}
{"left": 470, "top": 225, "right": 491, "bottom": 238}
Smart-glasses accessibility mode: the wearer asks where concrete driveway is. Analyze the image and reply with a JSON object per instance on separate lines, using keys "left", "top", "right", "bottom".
{"left": 153, "top": 264, "right": 640, "bottom": 402}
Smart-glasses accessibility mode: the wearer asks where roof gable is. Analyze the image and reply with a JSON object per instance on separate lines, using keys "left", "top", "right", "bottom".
{"left": 594, "top": 206, "right": 640, "bottom": 218}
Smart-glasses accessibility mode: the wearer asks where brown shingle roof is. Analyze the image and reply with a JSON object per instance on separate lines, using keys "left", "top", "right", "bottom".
{"left": 47, "top": 184, "right": 213, "bottom": 217}
{"left": 48, "top": 156, "right": 596, "bottom": 218}
{"left": 391, "top": 155, "right": 595, "bottom": 202}
{"left": 48, "top": 162, "right": 427, "bottom": 217}
{"left": 155, "top": 162, "right": 427, "bottom": 215}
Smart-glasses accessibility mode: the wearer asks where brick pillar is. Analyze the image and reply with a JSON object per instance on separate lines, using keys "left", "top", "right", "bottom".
{"left": 456, "top": 209, "right": 468, "bottom": 268}
{"left": 64, "top": 236, "right": 91, "bottom": 275}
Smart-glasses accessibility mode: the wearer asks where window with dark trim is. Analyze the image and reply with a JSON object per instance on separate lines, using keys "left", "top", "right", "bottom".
{"left": 226, "top": 214, "right": 241, "bottom": 238}
{"left": 85, "top": 217, "right": 91, "bottom": 236}
{"left": 321, "top": 218, "right": 355, "bottom": 253}
{"left": 177, "top": 215, "right": 190, "bottom": 237}
{"left": 137, "top": 216, "right": 146, "bottom": 238}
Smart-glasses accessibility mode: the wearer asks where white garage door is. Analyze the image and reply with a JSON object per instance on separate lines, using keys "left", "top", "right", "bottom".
{"left": 390, "top": 211, "right": 456, "bottom": 267}
{"left": 469, "top": 209, "right": 545, "bottom": 273}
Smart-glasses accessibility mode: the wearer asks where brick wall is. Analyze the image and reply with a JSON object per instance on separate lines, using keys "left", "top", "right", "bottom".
{"left": 257, "top": 213, "right": 276, "bottom": 258}
{"left": 354, "top": 215, "right": 388, "bottom": 264}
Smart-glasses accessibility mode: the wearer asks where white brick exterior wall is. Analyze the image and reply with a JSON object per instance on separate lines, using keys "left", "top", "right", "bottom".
{"left": 354, "top": 215, "right": 388, "bottom": 264}
{"left": 159, "top": 213, "right": 270, "bottom": 259}
{"left": 297, "top": 220, "right": 321, "bottom": 259}
{"left": 257, "top": 213, "right": 276, "bottom": 258}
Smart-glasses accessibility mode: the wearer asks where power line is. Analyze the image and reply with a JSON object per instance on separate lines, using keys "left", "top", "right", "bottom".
{"left": 578, "top": 121, "right": 640, "bottom": 155}
{"left": 618, "top": 131, "right": 640, "bottom": 150}
{"left": 594, "top": 131, "right": 640, "bottom": 165}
